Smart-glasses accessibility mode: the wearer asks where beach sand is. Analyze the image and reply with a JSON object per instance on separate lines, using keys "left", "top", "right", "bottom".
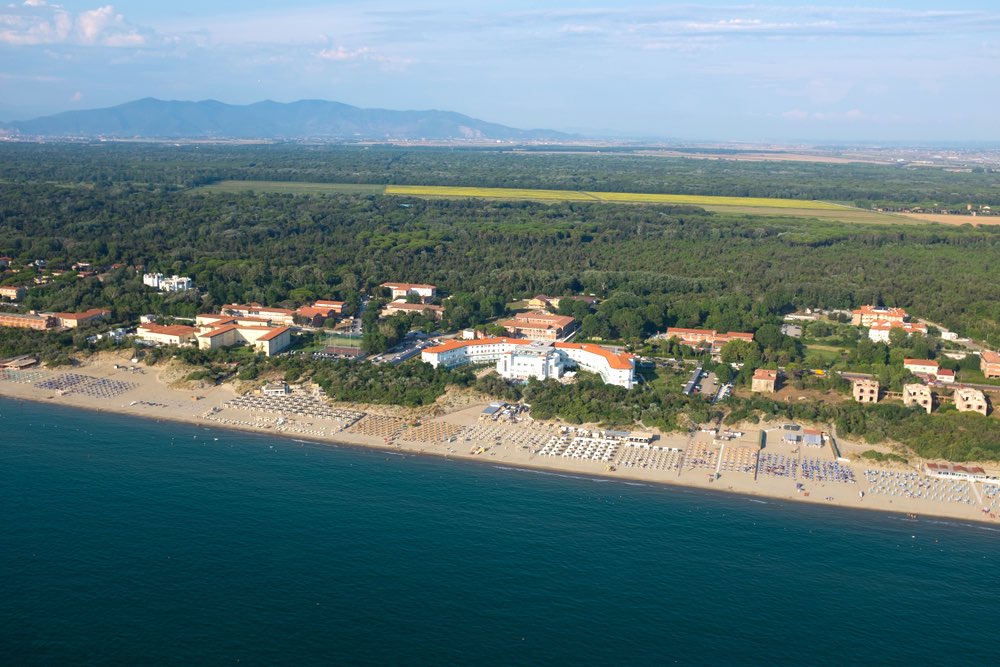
{"left": 3, "top": 351, "right": 997, "bottom": 526}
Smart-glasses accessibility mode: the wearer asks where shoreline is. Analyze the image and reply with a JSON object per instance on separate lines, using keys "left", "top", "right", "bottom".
{"left": 3, "top": 354, "right": 998, "bottom": 527}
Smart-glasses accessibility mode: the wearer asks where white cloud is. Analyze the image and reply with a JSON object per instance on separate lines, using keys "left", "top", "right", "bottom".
{"left": 0, "top": 2, "right": 147, "bottom": 46}
{"left": 782, "top": 109, "right": 865, "bottom": 122}
{"left": 76, "top": 5, "right": 113, "bottom": 43}
{"left": 316, "top": 45, "right": 372, "bottom": 62}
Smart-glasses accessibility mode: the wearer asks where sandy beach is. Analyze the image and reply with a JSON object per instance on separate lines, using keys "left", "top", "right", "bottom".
{"left": 3, "top": 351, "right": 998, "bottom": 526}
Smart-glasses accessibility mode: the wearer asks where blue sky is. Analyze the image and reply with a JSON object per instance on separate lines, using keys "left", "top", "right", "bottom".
{"left": 3, "top": 1, "right": 1000, "bottom": 141}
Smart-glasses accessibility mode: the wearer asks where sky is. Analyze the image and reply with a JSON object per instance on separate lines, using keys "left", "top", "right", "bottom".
{"left": 2, "top": 0, "right": 1000, "bottom": 141}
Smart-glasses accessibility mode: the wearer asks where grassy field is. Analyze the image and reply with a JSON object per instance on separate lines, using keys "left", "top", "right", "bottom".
{"left": 384, "top": 184, "right": 847, "bottom": 210}
{"left": 804, "top": 344, "right": 849, "bottom": 365}
{"left": 195, "top": 180, "right": 914, "bottom": 223}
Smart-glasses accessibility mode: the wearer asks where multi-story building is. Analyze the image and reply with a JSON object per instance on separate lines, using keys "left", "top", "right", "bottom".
{"left": 852, "top": 305, "right": 909, "bottom": 327}
{"left": 381, "top": 301, "right": 444, "bottom": 320}
{"left": 903, "top": 384, "right": 933, "bottom": 413}
{"left": 221, "top": 303, "right": 295, "bottom": 327}
{"left": 953, "top": 387, "right": 988, "bottom": 416}
{"left": 53, "top": 308, "right": 110, "bottom": 328}
{"left": 421, "top": 337, "right": 635, "bottom": 388}
{"left": 143, "top": 273, "right": 193, "bottom": 292}
{"left": 135, "top": 324, "right": 198, "bottom": 346}
{"left": 981, "top": 350, "right": 1000, "bottom": 379}
{"left": 381, "top": 282, "right": 437, "bottom": 302}
{"left": 0, "top": 286, "right": 26, "bottom": 301}
{"left": 500, "top": 311, "right": 577, "bottom": 341}
{"left": 0, "top": 312, "right": 56, "bottom": 330}
{"left": 903, "top": 359, "right": 938, "bottom": 377}
{"left": 196, "top": 324, "right": 290, "bottom": 356}
{"left": 657, "top": 327, "right": 755, "bottom": 353}
{"left": 867, "top": 321, "right": 928, "bottom": 343}
{"left": 751, "top": 368, "right": 778, "bottom": 393}
{"left": 852, "top": 378, "right": 880, "bottom": 403}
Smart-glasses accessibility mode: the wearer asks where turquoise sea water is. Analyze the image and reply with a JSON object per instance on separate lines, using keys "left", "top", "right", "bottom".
{"left": 1, "top": 396, "right": 998, "bottom": 665}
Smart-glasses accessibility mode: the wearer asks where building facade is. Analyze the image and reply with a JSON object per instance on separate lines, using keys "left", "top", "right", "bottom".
{"left": 868, "top": 321, "right": 928, "bottom": 343}
{"left": 499, "top": 311, "right": 577, "bottom": 341}
{"left": 852, "top": 378, "right": 880, "bottom": 403}
{"left": 421, "top": 337, "right": 635, "bottom": 388}
{"left": 381, "top": 282, "right": 437, "bottom": 302}
{"left": 953, "top": 387, "right": 988, "bottom": 416}
{"left": 903, "top": 384, "right": 933, "bottom": 413}
{"left": 981, "top": 350, "right": 1000, "bottom": 379}
{"left": 852, "top": 305, "right": 909, "bottom": 327}
{"left": 751, "top": 368, "right": 778, "bottom": 393}
{"left": 135, "top": 324, "right": 198, "bottom": 346}
{"left": 0, "top": 312, "right": 56, "bottom": 330}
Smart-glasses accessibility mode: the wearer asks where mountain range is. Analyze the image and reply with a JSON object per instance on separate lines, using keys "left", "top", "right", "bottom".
{"left": 0, "top": 98, "right": 575, "bottom": 141}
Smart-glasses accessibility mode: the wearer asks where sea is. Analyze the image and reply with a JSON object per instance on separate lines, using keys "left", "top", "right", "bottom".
{"left": 1, "top": 396, "right": 998, "bottom": 666}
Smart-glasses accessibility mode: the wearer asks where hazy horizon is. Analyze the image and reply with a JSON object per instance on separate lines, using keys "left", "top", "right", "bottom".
{"left": 3, "top": 1, "right": 1000, "bottom": 142}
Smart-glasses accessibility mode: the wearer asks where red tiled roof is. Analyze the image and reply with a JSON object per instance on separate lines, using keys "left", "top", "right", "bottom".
{"left": 54, "top": 308, "right": 110, "bottom": 320}
{"left": 198, "top": 324, "right": 239, "bottom": 338}
{"left": 382, "top": 282, "right": 436, "bottom": 290}
{"left": 554, "top": 342, "right": 634, "bottom": 370}
{"left": 753, "top": 368, "right": 778, "bottom": 380}
{"left": 257, "top": 326, "right": 290, "bottom": 342}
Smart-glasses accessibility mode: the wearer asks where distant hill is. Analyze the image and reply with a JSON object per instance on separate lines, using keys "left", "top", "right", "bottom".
{"left": 1, "top": 98, "right": 575, "bottom": 141}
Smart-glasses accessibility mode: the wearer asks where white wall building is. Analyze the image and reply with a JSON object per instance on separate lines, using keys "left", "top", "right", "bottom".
{"left": 422, "top": 338, "right": 635, "bottom": 389}
{"left": 143, "top": 273, "right": 193, "bottom": 292}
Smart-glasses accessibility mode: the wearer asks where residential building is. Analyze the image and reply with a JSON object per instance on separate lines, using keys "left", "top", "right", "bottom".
{"left": 852, "top": 305, "right": 909, "bottom": 327}
{"left": 953, "top": 387, "right": 988, "bottom": 416}
{"left": 852, "top": 378, "right": 880, "bottom": 403}
{"left": 380, "top": 300, "right": 444, "bottom": 320}
{"left": 0, "top": 256, "right": 10, "bottom": 269}
{"left": 903, "top": 384, "right": 933, "bottom": 413}
{"left": 936, "top": 368, "right": 956, "bottom": 384}
{"left": 500, "top": 311, "right": 577, "bottom": 341}
{"left": 381, "top": 282, "right": 436, "bottom": 302}
{"left": 903, "top": 359, "right": 938, "bottom": 377}
{"left": 527, "top": 295, "right": 554, "bottom": 311}
{"left": 53, "top": 308, "right": 110, "bottom": 329}
{"left": 981, "top": 350, "right": 1000, "bottom": 380}
{"left": 867, "top": 321, "right": 928, "bottom": 343}
{"left": 0, "top": 312, "right": 56, "bottom": 330}
{"left": 421, "top": 337, "right": 635, "bottom": 388}
{"left": 751, "top": 368, "right": 778, "bottom": 393}
{"left": 0, "top": 285, "right": 26, "bottom": 301}
{"left": 143, "top": 273, "right": 193, "bottom": 292}
{"left": 135, "top": 324, "right": 198, "bottom": 346}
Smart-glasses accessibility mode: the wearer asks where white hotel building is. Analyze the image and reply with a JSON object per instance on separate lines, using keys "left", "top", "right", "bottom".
{"left": 421, "top": 337, "right": 636, "bottom": 389}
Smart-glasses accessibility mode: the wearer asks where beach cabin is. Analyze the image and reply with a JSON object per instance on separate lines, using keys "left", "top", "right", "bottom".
{"left": 802, "top": 429, "right": 823, "bottom": 447}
